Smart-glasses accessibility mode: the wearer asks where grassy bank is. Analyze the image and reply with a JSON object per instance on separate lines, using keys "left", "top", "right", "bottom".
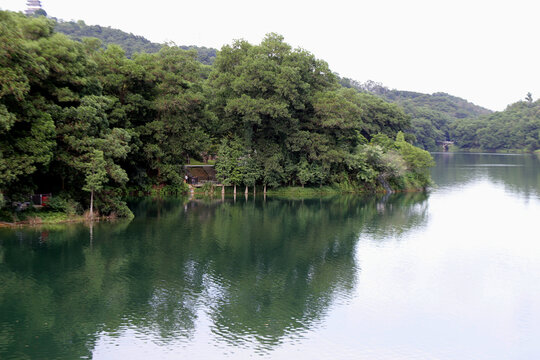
{"left": 0, "top": 208, "right": 126, "bottom": 227}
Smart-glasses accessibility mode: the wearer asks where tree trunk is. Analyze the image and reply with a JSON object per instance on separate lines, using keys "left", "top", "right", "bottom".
{"left": 90, "top": 190, "right": 94, "bottom": 219}
{"left": 222, "top": 184, "right": 225, "bottom": 194}
{"left": 377, "top": 175, "right": 393, "bottom": 194}
{"left": 253, "top": 186, "right": 256, "bottom": 196}
{"left": 264, "top": 184, "right": 267, "bottom": 194}
{"left": 245, "top": 186, "right": 248, "bottom": 194}
{"left": 234, "top": 184, "right": 237, "bottom": 195}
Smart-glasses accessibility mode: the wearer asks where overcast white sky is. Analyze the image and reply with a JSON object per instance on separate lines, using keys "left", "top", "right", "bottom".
{"left": 3, "top": 0, "right": 540, "bottom": 111}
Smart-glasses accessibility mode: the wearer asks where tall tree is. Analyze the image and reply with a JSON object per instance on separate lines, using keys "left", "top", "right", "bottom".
{"left": 83, "top": 150, "right": 107, "bottom": 217}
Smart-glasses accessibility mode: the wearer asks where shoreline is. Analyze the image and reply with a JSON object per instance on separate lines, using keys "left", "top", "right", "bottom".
{"left": 0, "top": 214, "right": 120, "bottom": 228}
{"left": 1, "top": 185, "right": 430, "bottom": 228}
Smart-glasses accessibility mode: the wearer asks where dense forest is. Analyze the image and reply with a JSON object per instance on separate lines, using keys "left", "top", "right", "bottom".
{"left": 451, "top": 97, "right": 540, "bottom": 151}
{"left": 0, "top": 11, "right": 434, "bottom": 219}
{"left": 341, "top": 78, "right": 540, "bottom": 152}
{"left": 340, "top": 78, "right": 492, "bottom": 150}
{"left": 52, "top": 15, "right": 538, "bottom": 153}
{"left": 54, "top": 19, "right": 217, "bottom": 64}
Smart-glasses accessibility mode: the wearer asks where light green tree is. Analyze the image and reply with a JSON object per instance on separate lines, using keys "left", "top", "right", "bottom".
{"left": 83, "top": 150, "right": 107, "bottom": 218}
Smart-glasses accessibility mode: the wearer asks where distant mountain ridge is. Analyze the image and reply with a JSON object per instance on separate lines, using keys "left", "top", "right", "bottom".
{"left": 383, "top": 90, "right": 492, "bottom": 118}
{"left": 54, "top": 19, "right": 217, "bottom": 64}
{"left": 339, "top": 78, "right": 492, "bottom": 150}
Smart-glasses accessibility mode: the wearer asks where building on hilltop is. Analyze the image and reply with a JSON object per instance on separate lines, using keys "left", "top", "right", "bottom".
{"left": 25, "top": 0, "right": 43, "bottom": 15}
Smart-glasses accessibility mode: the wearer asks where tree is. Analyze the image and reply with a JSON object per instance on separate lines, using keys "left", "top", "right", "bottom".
{"left": 0, "top": 12, "right": 57, "bottom": 191}
{"left": 215, "top": 138, "right": 244, "bottom": 194}
{"left": 55, "top": 95, "right": 130, "bottom": 214}
{"left": 137, "top": 46, "right": 211, "bottom": 185}
{"left": 82, "top": 150, "right": 107, "bottom": 218}
{"left": 242, "top": 152, "right": 261, "bottom": 193}
{"left": 297, "top": 160, "right": 312, "bottom": 187}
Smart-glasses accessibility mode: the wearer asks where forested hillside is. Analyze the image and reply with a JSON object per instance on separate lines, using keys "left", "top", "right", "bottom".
{"left": 0, "top": 11, "right": 434, "bottom": 219}
{"left": 340, "top": 78, "right": 492, "bottom": 150}
{"left": 385, "top": 90, "right": 492, "bottom": 150}
{"left": 451, "top": 98, "right": 540, "bottom": 151}
{"left": 55, "top": 19, "right": 217, "bottom": 64}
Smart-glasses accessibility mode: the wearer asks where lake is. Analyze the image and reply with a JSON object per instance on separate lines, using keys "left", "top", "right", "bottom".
{"left": 1, "top": 153, "right": 539, "bottom": 359}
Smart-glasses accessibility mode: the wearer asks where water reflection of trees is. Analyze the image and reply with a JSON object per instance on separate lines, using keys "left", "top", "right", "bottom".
{"left": 432, "top": 153, "right": 540, "bottom": 198}
{"left": 0, "top": 194, "right": 428, "bottom": 358}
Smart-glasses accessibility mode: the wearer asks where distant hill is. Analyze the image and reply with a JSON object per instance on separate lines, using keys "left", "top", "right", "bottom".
{"left": 54, "top": 20, "right": 217, "bottom": 65}
{"left": 383, "top": 90, "right": 492, "bottom": 119}
{"left": 451, "top": 98, "right": 540, "bottom": 151}
{"left": 340, "top": 78, "right": 492, "bottom": 150}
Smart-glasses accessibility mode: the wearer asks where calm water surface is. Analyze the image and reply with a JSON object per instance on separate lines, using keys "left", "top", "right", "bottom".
{"left": 1, "top": 153, "right": 539, "bottom": 359}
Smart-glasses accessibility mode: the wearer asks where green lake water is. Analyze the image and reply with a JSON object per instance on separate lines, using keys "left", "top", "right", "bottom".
{"left": 1, "top": 153, "right": 539, "bottom": 359}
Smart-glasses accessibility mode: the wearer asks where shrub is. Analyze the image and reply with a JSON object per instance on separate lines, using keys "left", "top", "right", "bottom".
{"left": 47, "top": 195, "right": 82, "bottom": 216}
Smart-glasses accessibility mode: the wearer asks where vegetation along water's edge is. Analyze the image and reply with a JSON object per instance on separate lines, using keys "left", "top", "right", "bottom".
{"left": 1, "top": 10, "right": 436, "bottom": 223}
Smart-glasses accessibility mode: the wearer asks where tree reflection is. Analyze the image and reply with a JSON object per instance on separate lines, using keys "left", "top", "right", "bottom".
{"left": 0, "top": 194, "right": 428, "bottom": 358}
{"left": 431, "top": 153, "right": 540, "bottom": 198}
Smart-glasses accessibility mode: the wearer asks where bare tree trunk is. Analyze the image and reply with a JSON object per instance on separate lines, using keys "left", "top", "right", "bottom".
{"left": 234, "top": 184, "right": 237, "bottom": 195}
{"left": 245, "top": 186, "right": 248, "bottom": 194}
{"left": 264, "top": 184, "right": 267, "bottom": 194}
{"left": 253, "top": 186, "right": 256, "bottom": 196}
{"left": 222, "top": 184, "right": 225, "bottom": 195}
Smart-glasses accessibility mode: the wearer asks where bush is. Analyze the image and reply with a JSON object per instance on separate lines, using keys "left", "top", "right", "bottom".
{"left": 200, "top": 182, "right": 214, "bottom": 195}
{"left": 0, "top": 193, "right": 5, "bottom": 209}
{"left": 395, "top": 132, "right": 435, "bottom": 187}
{"left": 47, "top": 195, "right": 82, "bottom": 216}
{"left": 95, "top": 191, "right": 134, "bottom": 219}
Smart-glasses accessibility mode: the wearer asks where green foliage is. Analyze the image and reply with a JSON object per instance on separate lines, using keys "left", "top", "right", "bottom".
{"left": 394, "top": 132, "right": 435, "bottom": 187}
{"left": 54, "top": 19, "right": 217, "bottom": 63}
{"left": 46, "top": 194, "right": 82, "bottom": 216}
{"left": 209, "top": 34, "right": 420, "bottom": 190}
{"left": 95, "top": 190, "right": 133, "bottom": 218}
{"left": 199, "top": 182, "right": 215, "bottom": 195}
{"left": 297, "top": 160, "right": 312, "bottom": 187}
{"left": 340, "top": 79, "right": 492, "bottom": 150}
{"left": 0, "top": 11, "right": 59, "bottom": 189}
{"left": 451, "top": 99, "right": 540, "bottom": 151}
{"left": 82, "top": 150, "right": 108, "bottom": 194}
{"left": 0, "top": 10, "right": 435, "bottom": 221}
{"left": 215, "top": 138, "right": 244, "bottom": 186}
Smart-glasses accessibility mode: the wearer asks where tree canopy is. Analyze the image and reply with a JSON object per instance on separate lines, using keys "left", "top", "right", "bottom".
{"left": 0, "top": 11, "right": 434, "bottom": 218}
{"left": 339, "top": 78, "right": 493, "bottom": 151}
{"left": 451, "top": 98, "right": 540, "bottom": 151}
